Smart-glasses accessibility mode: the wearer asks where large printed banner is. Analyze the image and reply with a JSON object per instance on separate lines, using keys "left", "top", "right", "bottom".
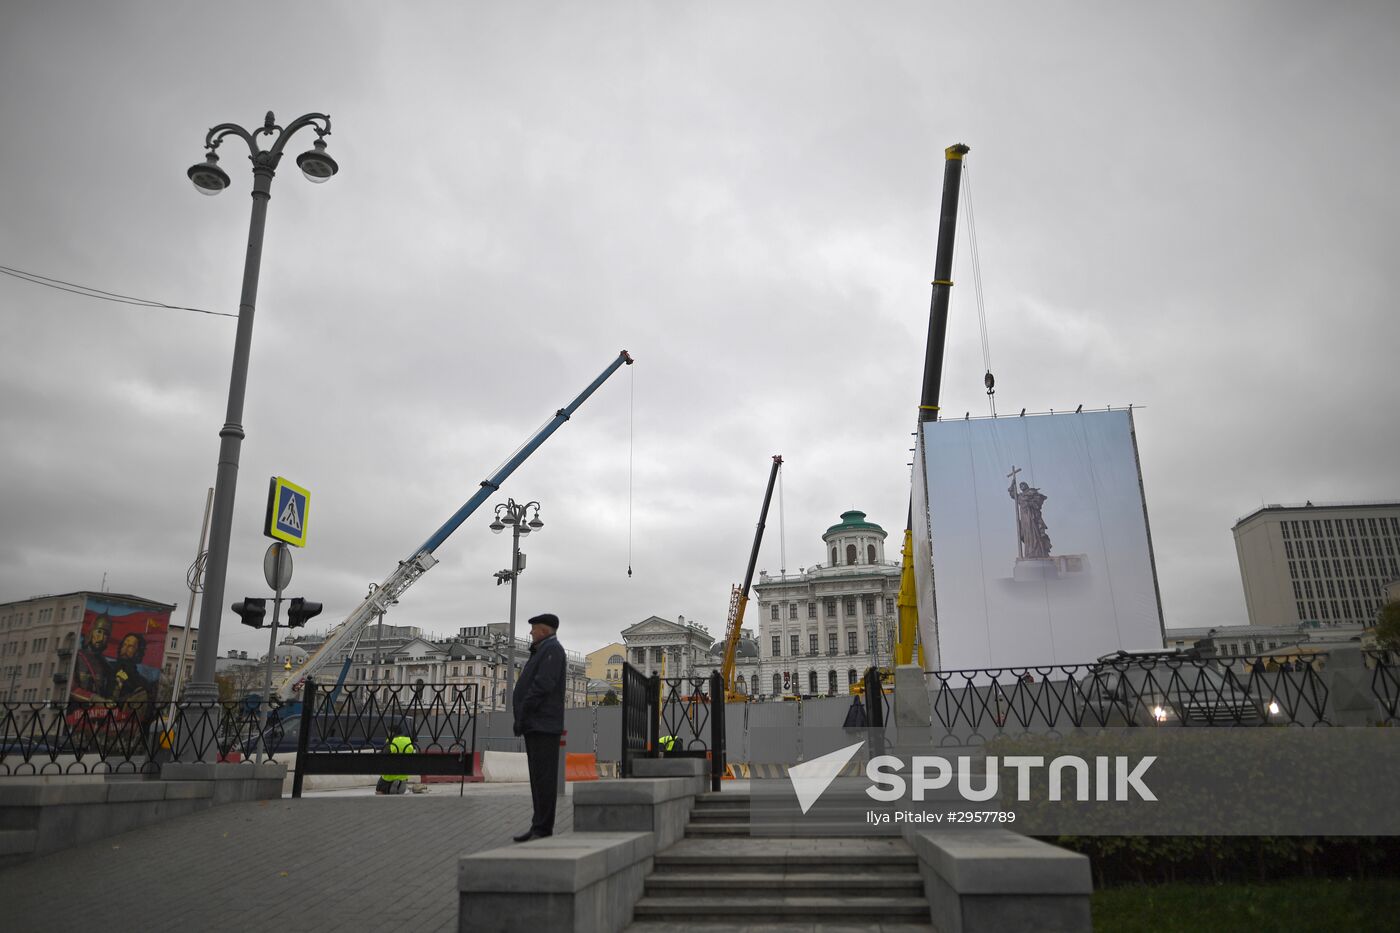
{"left": 68, "top": 597, "right": 170, "bottom": 716}
{"left": 915, "top": 409, "right": 1163, "bottom": 670}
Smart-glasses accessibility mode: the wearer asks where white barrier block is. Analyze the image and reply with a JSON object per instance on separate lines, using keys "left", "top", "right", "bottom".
{"left": 481, "top": 750, "right": 530, "bottom": 783}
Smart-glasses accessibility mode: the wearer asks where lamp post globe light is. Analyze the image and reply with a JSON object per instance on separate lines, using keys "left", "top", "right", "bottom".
{"left": 490, "top": 498, "right": 543, "bottom": 694}
{"left": 182, "top": 112, "right": 339, "bottom": 705}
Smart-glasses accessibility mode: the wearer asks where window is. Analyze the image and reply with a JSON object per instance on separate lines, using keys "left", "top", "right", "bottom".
{"left": 828, "top": 632, "right": 837, "bottom": 653}
{"left": 845, "top": 599, "right": 856, "bottom": 618}
{"left": 789, "top": 603, "right": 798, "bottom": 620}
{"left": 771, "top": 604, "right": 780, "bottom": 620}
{"left": 828, "top": 670, "right": 838, "bottom": 695}
{"left": 863, "top": 596, "right": 875, "bottom": 615}
{"left": 1285, "top": 542, "right": 1294, "bottom": 559}
{"left": 1281, "top": 522, "right": 1291, "bottom": 539}
{"left": 773, "top": 673, "right": 782, "bottom": 694}
{"left": 807, "top": 602, "right": 817, "bottom": 619}
{"left": 633, "top": 648, "right": 646, "bottom": 664}
{"left": 831, "top": 547, "right": 838, "bottom": 565}
{"left": 846, "top": 544, "right": 858, "bottom": 565}
{"left": 848, "top": 631, "right": 857, "bottom": 654}
{"left": 772, "top": 636, "right": 781, "bottom": 656}
{"left": 867, "top": 544, "right": 876, "bottom": 564}
{"left": 826, "top": 599, "right": 836, "bottom": 619}
{"left": 790, "top": 634, "right": 800, "bottom": 656}
{"left": 809, "top": 633, "right": 818, "bottom": 654}
{"left": 848, "top": 669, "right": 858, "bottom": 686}
{"left": 808, "top": 670, "right": 818, "bottom": 694}
{"left": 885, "top": 597, "right": 894, "bottom": 615}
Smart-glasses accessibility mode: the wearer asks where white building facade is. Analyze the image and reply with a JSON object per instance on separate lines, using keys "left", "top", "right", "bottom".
{"left": 621, "top": 616, "right": 716, "bottom": 680}
{"left": 752, "top": 511, "right": 902, "bottom": 699}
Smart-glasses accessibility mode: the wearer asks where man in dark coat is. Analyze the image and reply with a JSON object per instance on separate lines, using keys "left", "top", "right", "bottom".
{"left": 511, "top": 612, "right": 567, "bottom": 842}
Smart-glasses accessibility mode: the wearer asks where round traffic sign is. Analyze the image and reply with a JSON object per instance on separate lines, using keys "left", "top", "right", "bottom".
{"left": 264, "top": 542, "right": 293, "bottom": 591}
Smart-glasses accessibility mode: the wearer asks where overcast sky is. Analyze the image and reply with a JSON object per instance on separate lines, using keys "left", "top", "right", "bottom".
{"left": 2, "top": 2, "right": 1397, "bottom": 664}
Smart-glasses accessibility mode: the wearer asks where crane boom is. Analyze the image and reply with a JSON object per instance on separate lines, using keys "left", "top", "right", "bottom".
{"left": 900, "top": 143, "right": 971, "bottom": 670}
{"left": 720, "top": 455, "right": 782, "bottom": 700}
{"left": 274, "top": 349, "right": 634, "bottom": 700}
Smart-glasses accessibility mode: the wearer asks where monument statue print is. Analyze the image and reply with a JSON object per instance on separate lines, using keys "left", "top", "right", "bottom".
{"left": 1007, "top": 466, "right": 1052, "bottom": 559}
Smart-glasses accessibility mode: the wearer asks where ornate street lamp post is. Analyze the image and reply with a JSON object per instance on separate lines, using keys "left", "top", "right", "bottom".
{"left": 490, "top": 499, "right": 543, "bottom": 694}
{"left": 182, "top": 112, "right": 339, "bottom": 704}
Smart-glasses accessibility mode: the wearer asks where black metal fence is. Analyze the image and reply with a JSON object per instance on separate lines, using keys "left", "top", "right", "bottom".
{"left": 620, "top": 663, "right": 726, "bottom": 791}
{"left": 290, "top": 679, "right": 479, "bottom": 797}
{"left": 919, "top": 654, "right": 1373, "bottom": 734}
{"left": 0, "top": 698, "right": 275, "bottom": 776}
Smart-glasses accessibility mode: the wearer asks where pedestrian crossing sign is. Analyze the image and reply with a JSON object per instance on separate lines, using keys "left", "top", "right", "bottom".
{"left": 265, "top": 476, "right": 311, "bottom": 547}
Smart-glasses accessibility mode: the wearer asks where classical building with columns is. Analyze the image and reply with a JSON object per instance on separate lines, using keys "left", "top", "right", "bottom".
{"left": 621, "top": 615, "right": 716, "bottom": 680}
{"left": 752, "top": 510, "right": 902, "bottom": 698}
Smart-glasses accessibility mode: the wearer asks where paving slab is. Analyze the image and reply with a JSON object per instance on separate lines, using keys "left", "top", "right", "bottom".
{"left": 0, "top": 783, "right": 570, "bottom": 933}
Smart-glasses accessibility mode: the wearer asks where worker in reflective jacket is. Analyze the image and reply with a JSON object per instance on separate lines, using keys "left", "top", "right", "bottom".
{"left": 376, "top": 723, "right": 415, "bottom": 795}
{"left": 658, "top": 735, "right": 677, "bottom": 753}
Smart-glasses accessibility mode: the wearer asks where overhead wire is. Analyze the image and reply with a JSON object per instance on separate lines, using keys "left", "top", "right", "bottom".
{"left": 0, "top": 263, "right": 235, "bottom": 318}
{"left": 627, "top": 360, "right": 635, "bottom": 578}
{"left": 960, "top": 166, "right": 997, "bottom": 416}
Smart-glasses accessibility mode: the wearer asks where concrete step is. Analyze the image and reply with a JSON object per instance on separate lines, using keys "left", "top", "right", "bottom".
{"left": 685, "top": 823, "right": 752, "bottom": 836}
{"left": 630, "top": 918, "right": 935, "bottom": 924}
{"left": 632, "top": 895, "right": 930, "bottom": 921}
{"left": 654, "top": 852, "right": 918, "bottom": 873}
{"left": 687, "top": 807, "right": 751, "bottom": 821}
{"left": 645, "top": 871, "right": 924, "bottom": 898}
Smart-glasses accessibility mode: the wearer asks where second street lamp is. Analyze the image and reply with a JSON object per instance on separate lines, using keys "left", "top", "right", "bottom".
{"left": 490, "top": 498, "right": 542, "bottom": 695}
{"left": 181, "top": 112, "right": 339, "bottom": 705}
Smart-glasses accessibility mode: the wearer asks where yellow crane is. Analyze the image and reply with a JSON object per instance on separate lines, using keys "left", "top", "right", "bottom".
{"left": 895, "top": 142, "right": 972, "bottom": 672}
{"left": 719, "top": 455, "right": 783, "bottom": 702}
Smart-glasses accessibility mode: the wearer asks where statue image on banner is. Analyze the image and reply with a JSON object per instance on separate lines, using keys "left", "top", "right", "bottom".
{"left": 917, "top": 409, "right": 1163, "bottom": 670}
{"left": 1007, "top": 467, "right": 1052, "bottom": 559}
{"left": 1006, "top": 465, "right": 1088, "bottom": 583}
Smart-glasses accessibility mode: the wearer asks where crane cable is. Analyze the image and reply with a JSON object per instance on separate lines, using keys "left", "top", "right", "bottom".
{"left": 627, "top": 360, "right": 635, "bottom": 578}
{"left": 961, "top": 165, "right": 997, "bottom": 416}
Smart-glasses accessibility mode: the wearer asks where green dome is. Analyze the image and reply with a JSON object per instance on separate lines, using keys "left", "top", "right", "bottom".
{"left": 823, "top": 510, "right": 886, "bottom": 538}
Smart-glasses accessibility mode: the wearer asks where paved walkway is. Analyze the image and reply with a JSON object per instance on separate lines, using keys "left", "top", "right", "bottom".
{"left": 0, "top": 783, "right": 572, "bottom": 933}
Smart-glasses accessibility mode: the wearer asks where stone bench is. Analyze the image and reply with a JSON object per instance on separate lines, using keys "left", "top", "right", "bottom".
{"left": 459, "top": 832, "right": 654, "bottom": 933}
{"left": 905, "top": 829, "right": 1092, "bottom": 933}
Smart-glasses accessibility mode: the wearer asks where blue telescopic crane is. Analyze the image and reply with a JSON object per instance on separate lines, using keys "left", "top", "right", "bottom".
{"left": 274, "top": 350, "right": 634, "bottom": 700}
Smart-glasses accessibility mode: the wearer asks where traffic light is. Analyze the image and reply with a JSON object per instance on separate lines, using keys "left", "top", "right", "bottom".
{"left": 232, "top": 598, "right": 267, "bottom": 629}
{"left": 286, "top": 597, "right": 323, "bottom": 629}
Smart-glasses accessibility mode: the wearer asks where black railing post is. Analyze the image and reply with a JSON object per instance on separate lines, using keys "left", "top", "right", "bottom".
{"left": 648, "top": 673, "right": 661, "bottom": 756}
{"left": 864, "top": 667, "right": 884, "bottom": 728}
{"left": 620, "top": 662, "right": 631, "bottom": 776}
{"left": 865, "top": 666, "right": 886, "bottom": 760}
{"left": 292, "top": 678, "right": 316, "bottom": 799}
{"left": 709, "top": 670, "right": 725, "bottom": 792}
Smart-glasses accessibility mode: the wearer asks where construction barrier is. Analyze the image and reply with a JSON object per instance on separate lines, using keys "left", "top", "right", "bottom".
{"left": 565, "top": 752, "right": 600, "bottom": 782}
{"left": 481, "top": 750, "right": 530, "bottom": 783}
